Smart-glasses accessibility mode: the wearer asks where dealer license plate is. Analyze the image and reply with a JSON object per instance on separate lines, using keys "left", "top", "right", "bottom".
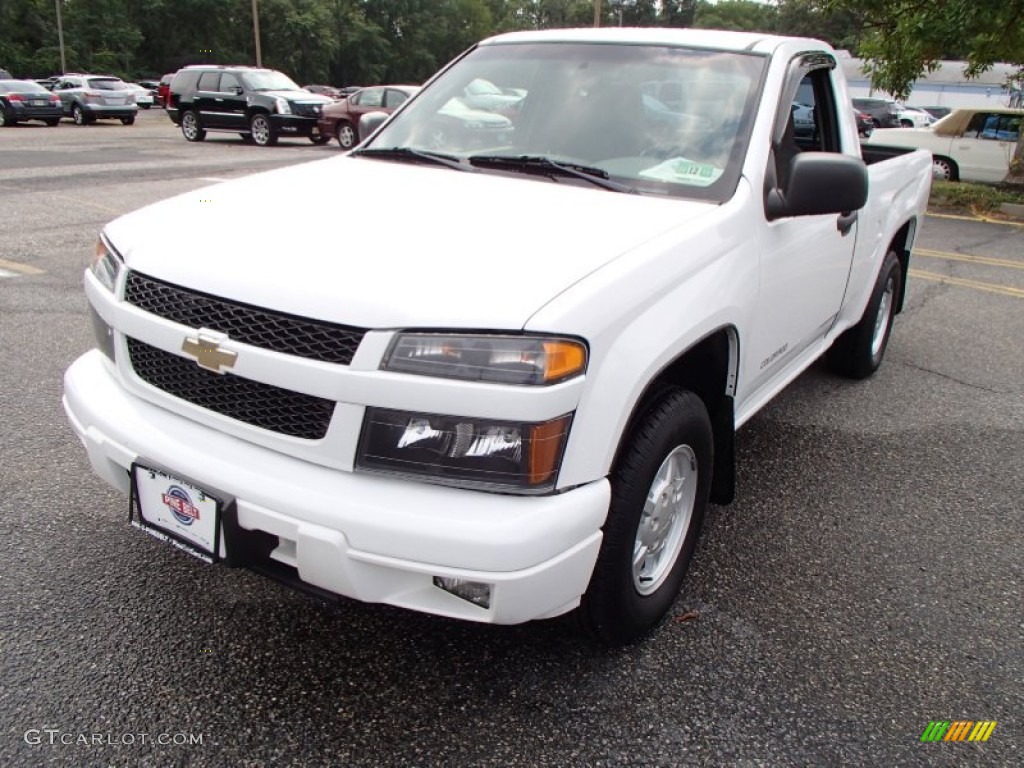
{"left": 130, "top": 464, "right": 223, "bottom": 563}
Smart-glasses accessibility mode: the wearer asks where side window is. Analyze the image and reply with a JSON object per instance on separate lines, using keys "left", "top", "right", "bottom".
{"left": 360, "top": 88, "right": 384, "bottom": 108}
{"left": 786, "top": 71, "right": 841, "bottom": 154}
{"left": 963, "top": 112, "right": 989, "bottom": 138}
{"left": 220, "top": 73, "right": 241, "bottom": 93}
{"left": 197, "top": 72, "right": 219, "bottom": 91}
{"left": 384, "top": 89, "right": 409, "bottom": 109}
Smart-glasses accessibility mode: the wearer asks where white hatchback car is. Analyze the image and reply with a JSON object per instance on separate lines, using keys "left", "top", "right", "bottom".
{"left": 866, "top": 107, "right": 1023, "bottom": 182}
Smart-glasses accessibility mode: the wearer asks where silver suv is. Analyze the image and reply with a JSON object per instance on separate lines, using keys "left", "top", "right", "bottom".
{"left": 52, "top": 74, "right": 138, "bottom": 125}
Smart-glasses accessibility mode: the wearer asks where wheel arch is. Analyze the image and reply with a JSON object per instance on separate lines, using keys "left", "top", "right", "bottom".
{"left": 888, "top": 218, "right": 916, "bottom": 314}
{"left": 609, "top": 326, "right": 739, "bottom": 505}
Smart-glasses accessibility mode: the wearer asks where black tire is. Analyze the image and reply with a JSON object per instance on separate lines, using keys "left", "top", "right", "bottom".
{"left": 310, "top": 134, "right": 331, "bottom": 145}
{"left": 45, "top": 118, "right": 60, "bottom": 127}
{"left": 72, "top": 104, "right": 87, "bottom": 125}
{"left": 249, "top": 113, "right": 277, "bottom": 146}
{"left": 827, "top": 250, "right": 902, "bottom": 379}
{"left": 335, "top": 120, "right": 356, "bottom": 149}
{"left": 140, "top": 104, "right": 151, "bottom": 110}
{"left": 239, "top": 133, "right": 255, "bottom": 143}
{"left": 580, "top": 388, "right": 713, "bottom": 645}
{"left": 180, "top": 110, "right": 205, "bottom": 142}
{"left": 932, "top": 156, "right": 958, "bottom": 182}
{"left": 120, "top": 116, "right": 135, "bottom": 126}
{"left": 0, "top": 111, "right": 12, "bottom": 127}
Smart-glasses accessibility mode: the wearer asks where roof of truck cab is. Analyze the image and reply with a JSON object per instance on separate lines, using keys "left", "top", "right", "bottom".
{"left": 479, "top": 27, "right": 827, "bottom": 55}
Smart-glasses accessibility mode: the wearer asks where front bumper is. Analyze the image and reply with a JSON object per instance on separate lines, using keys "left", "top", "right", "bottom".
{"left": 271, "top": 114, "right": 321, "bottom": 138}
{"left": 63, "top": 350, "right": 608, "bottom": 624}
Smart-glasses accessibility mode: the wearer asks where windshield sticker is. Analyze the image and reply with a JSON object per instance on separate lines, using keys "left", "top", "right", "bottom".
{"left": 639, "top": 158, "right": 724, "bottom": 186}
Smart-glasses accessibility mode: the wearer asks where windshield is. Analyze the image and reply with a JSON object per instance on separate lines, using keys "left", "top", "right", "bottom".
{"left": 367, "top": 41, "right": 767, "bottom": 201}
{"left": 88, "top": 78, "right": 128, "bottom": 91}
{"left": 242, "top": 70, "right": 302, "bottom": 92}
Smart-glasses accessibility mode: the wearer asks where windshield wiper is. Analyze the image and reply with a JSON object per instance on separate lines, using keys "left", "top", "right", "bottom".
{"left": 467, "top": 154, "right": 635, "bottom": 193}
{"left": 351, "top": 147, "right": 475, "bottom": 172}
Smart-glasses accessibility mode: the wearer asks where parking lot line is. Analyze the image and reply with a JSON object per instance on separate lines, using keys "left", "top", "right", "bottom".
{"left": 914, "top": 248, "right": 1024, "bottom": 271}
{"left": 910, "top": 268, "right": 1024, "bottom": 299}
{"left": 0, "top": 258, "right": 45, "bottom": 276}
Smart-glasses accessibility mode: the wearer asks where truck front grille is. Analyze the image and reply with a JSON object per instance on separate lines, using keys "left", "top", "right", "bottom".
{"left": 292, "top": 103, "right": 323, "bottom": 117}
{"left": 124, "top": 271, "right": 365, "bottom": 365}
{"left": 127, "top": 338, "right": 334, "bottom": 439}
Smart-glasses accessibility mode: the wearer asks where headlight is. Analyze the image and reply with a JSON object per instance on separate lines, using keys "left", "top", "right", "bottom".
{"left": 383, "top": 334, "right": 587, "bottom": 386}
{"left": 274, "top": 97, "right": 292, "bottom": 115}
{"left": 357, "top": 408, "right": 572, "bottom": 493}
{"left": 90, "top": 237, "right": 122, "bottom": 292}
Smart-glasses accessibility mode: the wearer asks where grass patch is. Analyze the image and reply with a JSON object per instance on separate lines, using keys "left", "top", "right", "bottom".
{"left": 929, "top": 180, "right": 1024, "bottom": 215}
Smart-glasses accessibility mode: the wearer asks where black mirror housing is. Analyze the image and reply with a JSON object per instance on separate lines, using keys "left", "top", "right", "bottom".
{"left": 766, "top": 153, "right": 868, "bottom": 220}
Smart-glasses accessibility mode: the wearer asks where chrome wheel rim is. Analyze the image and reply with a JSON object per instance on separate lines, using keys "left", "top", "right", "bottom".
{"left": 182, "top": 113, "right": 197, "bottom": 139}
{"left": 633, "top": 445, "right": 697, "bottom": 595}
{"left": 337, "top": 124, "right": 354, "bottom": 148}
{"left": 251, "top": 116, "right": 270, "bottom": 144}
{"left": 73, "top": 107, "right": 83, "bottom": 124}
{"left": 871, "top": 274, "right": 895, "bottom": 358}
{"left": 932, "top": 160, "right": 951, "bottom": 180}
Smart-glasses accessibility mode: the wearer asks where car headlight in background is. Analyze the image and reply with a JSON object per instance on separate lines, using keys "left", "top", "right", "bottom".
{"left": 90, "top": 237, "right": 122, "bottom": 292}
{"left": 383, "top": 333, "right": 587, "bottom": 385}
{"left": 274, "top": 97, "right": 292, "bottom": 115}
{"left": 357, "top": 408, "right": 572, "bottom": 493}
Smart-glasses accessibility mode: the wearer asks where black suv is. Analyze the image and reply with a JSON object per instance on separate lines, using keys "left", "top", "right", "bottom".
{"left": 851, "top": 97, "right": 901, "bottom": 129}
{"left": 167, "top": 65, "right": 333, "bottom": 146}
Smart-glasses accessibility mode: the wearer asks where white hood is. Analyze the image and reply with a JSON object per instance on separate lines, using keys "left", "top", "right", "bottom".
{"left": 106, "top": 155, "right": 716, "bottom": 329}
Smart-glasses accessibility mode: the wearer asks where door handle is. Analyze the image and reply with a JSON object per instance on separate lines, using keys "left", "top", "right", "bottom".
{"left": 837, "top": 210, "right": 857, "bottom": 236}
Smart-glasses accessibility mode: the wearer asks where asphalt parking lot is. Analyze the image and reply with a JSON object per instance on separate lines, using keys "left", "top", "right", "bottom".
{"left": 1, "top": 108, "right": 1022, "bottom": 767}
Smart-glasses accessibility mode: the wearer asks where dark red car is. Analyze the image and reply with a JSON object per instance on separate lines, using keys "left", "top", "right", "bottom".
{"left": 317, "top": 84, "right": 417, "bottom": 149}
{"left": 157, "top": 72, "right": 175, "bottom": 108}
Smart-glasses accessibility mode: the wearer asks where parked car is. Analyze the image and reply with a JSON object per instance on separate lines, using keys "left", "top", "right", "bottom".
{"left": 127, "top": 83, "right": 154, "bottom": 109}
{"left": 0, "top": 79, "right": 63, "bottom": 126}
{"left": 896, "top": 106, "right": 934, "bottom": 128}
{"left": 318, "top": 84, "right": 418, "bottom": 149}
{"left": 52, "top": 74, "right": 138, "bottom": 125}
{"left": 303, "top": 84, "right": 342, "bottom": 99}
{"left": 167, "top": 65, "right": 334, "bottom": 145}
{"left": 852, "top": 97, "right": 901, "bottom": 129}
{"left": 35, "top": 76, "right": 60, "bottom": 91}
{"left": 461, "top": 77, "right": 525, "bottom": 113}
{"left": 157, "top": 72, "right": 175, "bottom": 108}
{"left": 917, "top": 105, "right": 951, "bottom": 120}
{"left": 0, "top": 68, "right": 12, "bottom": 79}
{"left": 854, "top": 109, "right": 874, "bottom": 137}
{"left": 865, "top": 107, "right": 1023, "bottom": 181}
{"left": 65, "top": 28, "right": 932, "bottom": 645}
{"left": 791, "top": 103, "right": 814, "bottom": 138}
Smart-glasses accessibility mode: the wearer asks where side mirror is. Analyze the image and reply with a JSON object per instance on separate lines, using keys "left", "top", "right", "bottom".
{"left": 358, "top": 111, "right": 389, "bottom": 142}
{"left": 232, "top": 86, "right": 243, "bottom": 96}
{"left": 766, "top": 153, "right": 868, "bottom": 220}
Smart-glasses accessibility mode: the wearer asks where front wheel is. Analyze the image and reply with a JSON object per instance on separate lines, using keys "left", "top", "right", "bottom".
{"left": 45, "top": 118, "right": 61, "bottom": 127}
{"left": 827, "top": 250, "right": 902, "bottom": 379}
{"left": 181, "top": 110, "right": 205, "bottom": 142}
{"left": 580, "top": 388, "right": 712, "bottom": 645}
{"left": 310, "top": 134, "right": 331, "bottom": 145}
{"left": 72, "top": 104, "right": 87, "bottom": 125}
{"left": 249, "top": 113, "right": 277, "bottom": 146}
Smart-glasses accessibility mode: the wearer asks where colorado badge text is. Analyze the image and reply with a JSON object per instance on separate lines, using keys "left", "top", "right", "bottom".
{"left": 920, "top": 720, "right": 997, "bottom": 742}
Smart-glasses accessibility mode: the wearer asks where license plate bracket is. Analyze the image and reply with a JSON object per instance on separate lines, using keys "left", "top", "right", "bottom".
{"left": 129, "top": 463, "right": 224, "bottom": 564}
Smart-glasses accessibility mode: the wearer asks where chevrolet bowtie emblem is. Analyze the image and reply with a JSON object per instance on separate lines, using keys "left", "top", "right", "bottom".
{"left": 181, "top": 333, "right": 237, "bottom": 373}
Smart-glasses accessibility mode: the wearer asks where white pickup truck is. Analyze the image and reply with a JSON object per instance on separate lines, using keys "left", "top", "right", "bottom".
{"left": 64, "top": 28, "right": 932, "bottom": 644}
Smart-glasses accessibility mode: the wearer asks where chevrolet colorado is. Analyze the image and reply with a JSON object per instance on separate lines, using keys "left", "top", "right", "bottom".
{"left": 64, "top": 28, "right": 932, "bottom": 644}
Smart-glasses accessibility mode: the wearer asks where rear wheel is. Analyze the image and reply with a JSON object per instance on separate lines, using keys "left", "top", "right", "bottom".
{"left": 0, "top": 110, "right": 10, "bottom": 127}
{"left": 250, "top": 113, "right": 277, "bottom": 146}
{"left": 181, "top": 110, "right": 205, "bottom": 142}
{"left": 827, "top": 250, "right": 902, "bottom": 379}
{"left": 335, "top": 121, "right": 356, "bottom": 149}
{"left": 580, "top": 388, "right": 712, "bottom": 645}
{"left": 310, "top": 134, "right": 331, "bottom": 145}
{"left": 120, "top": 115, "right": 135, "bottom": 126}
